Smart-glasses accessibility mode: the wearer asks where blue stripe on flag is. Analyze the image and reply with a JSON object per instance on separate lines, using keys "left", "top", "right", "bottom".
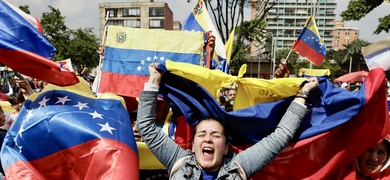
{"left": 297, "top": 28, "right": 326, "bottom": 56}
{"left": 102, "top": 46, "right": 201, "bottom": 76}
{"left": 182, "top": 13, "right": 205, "bottom": 32}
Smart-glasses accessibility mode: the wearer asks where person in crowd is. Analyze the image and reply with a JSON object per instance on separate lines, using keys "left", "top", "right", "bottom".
{"left": 330, "top": 135, "right": 390, "bottom": 179}
{"left": 274, "top": 60, "right": 290, "bottom": 78}
{"left": 341, "top": 82, "right": 350, "bottom": 91}
{"left": 8, "top": 92, "right": 25, "bottom": 116}
{"left": 136, "top": 62, "right": 319, "bottom": 179}
{"left": 14, "top": 75, "right": 34, "bottom": 98}
{"left": 226, "top": 89, "right": 236, "bottom": 101}
{"left": 0, "top": 86, "right": 8, "bottom": 101}
{"left": 0, "top": 105, "right": 7, "bottom": 176}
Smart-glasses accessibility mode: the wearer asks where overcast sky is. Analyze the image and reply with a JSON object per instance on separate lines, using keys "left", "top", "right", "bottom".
{"left": 6, "top": 0, "right": 390, "bottom": 43}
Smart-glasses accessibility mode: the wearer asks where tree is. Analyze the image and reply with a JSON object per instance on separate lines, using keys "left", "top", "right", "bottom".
{"left": 18, "top": 5, "right": 30, "bottom": 14}
{"left": 341, "top": 0, "right": 390, "bottom": 35}
{"left": 67, "top": 28, "right": 100, "bottom": 71}
{"left": 39, "top": 6, "right": 99, "bottom": 73}
{"left": 341, "top": 39, "right": 371, "bottom": 72}
{"left": 205, "top": 0, "right": 274, "bottom": 68}
{"left": 40, "top": 6, "right": 70, "bottom": 60}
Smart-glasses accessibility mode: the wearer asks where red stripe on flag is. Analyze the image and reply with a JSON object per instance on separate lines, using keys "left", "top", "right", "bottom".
{"left": 5, "top": 138, "right": 139, "bottom": 179}
{"left": 0, "top": 49, "right": 78, "bottom": 86}
{"left": 230, "top": 69, "right": 389, "bottom": 179}
{"left": 292, "top": 39, "right": 325, "bottom": 66}
{"left": 99, "top": 72, "right": 148, "bottom": 97}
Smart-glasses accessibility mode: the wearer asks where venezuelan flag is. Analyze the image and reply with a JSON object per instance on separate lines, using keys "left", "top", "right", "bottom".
{"left": 1, "top": 77, "right": 139, "bottom": 179}
{"left": 182, "top": 0, "right": 227, "bottom": 63}
{"left": 157, "top": 61, "right": 389, "bottom": 179}
{"left": 292, "top": 16, "right": 327, "bottom": 66}
{"left": 99, "top": 26, "right": 204, "bottom": 97}
{"left": 0, "top": 1, "right": 79, "bottom": 86}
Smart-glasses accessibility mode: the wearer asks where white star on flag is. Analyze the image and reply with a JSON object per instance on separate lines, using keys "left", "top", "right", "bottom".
{"left": 55, "top": 96, "right": 71, "bottom": 105}
{"left": 73, "top": 102, "right": 89, "bottom": 110}
{"left": 15, "top": 141, "right": 22, "bottom": 153}
{"left": 98, "top": 122, "right": 116, "bottom": 135}
{"left": 89, "top": 111, "right": 103, "bottom": 119}
{"left": 141, "top": 60, "right": 145, "bottom": 65}
{"left": 160, "top": 56, "right": 165, "bottom": 61}
{"left": 18, "top": 126, "right": 25, "bottom": 138}
{"left": 147, "top": 56, "right": 151, "bottom": 61}
{"left": 38, "top": 97, "right": 50, "bottom": 108}
{"left": 25, "top": 110, "right": 33, "bottom": 121}
{"left": 153, "top": 55, "right": 158, "bottom": 60}
{"left": 137, "top": 65, "right": 142, "bottom": 71}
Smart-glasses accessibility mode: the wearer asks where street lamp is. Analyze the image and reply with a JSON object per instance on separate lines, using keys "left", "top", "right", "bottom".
{"left": 262, "top": 30, "right": 276, "bottom": 79}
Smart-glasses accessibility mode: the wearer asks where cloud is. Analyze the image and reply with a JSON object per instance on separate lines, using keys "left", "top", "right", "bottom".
{"left": 6, "top": 0, "right": 389, "bottom": 43}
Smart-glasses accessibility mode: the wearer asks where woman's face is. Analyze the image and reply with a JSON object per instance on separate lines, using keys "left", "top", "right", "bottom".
{"left": 357, "top": 141, "right": 388, "bottom": 176}
{"left": 192, "top": 120, "right": 228, "bottom": 172}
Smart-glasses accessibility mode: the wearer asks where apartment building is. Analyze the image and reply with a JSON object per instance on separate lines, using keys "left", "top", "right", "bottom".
{"left": 262, "top": 0, "right": 337, "bottom": 50}
{"left": 331, "top": 20, "right": 359, "bottom": 50}
{"left": 98, "top": 0, "right": 173, "bottom": 38}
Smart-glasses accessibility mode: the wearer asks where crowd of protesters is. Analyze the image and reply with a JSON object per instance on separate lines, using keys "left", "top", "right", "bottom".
{"left": 0, "top": 35, "right": 388, "bottom": 179}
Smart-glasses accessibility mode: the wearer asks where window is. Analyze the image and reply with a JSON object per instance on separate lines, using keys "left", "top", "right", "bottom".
{"left": 123, "top": 7, "right": 140, "bottom": 17}
{"left": 106, "top": 9, "right": 117, "bottom": 17}
{"left": 318, "top": 19, "right": 324, "bottom": 26}
{"left": 149, "top": 19, "right": 164, "bottom": 28}
{"left": 278, "top": 19, "right": 284, "bottom": 25}
{"left": 149, "top": 7, "right": 164, "bottom": 17}
{"left": 107, "top": 20, "right": 119, "bottom": 26}
{"left": 345, "top": 32, "right": 350, "bottom": 35}
{"left": 319, "top": 8, "right": 325, "bottom": 14}
{"left": 124, "top": 19, "right": 140, "bottom": 28}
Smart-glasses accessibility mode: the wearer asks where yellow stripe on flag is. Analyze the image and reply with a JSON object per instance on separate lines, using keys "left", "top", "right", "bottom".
{"left": 225, "top": 26, "right": 235, "bottom": 64}
{"left": 165, "top": 60, "right": 306, "bottom": 110}
{"left": 106, "top": 26, "right": 204, "bottom": 55}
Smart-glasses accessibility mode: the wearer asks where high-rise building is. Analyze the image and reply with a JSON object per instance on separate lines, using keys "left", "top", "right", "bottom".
{"left": 331, "top": 20, "right": 359, "bottom": 50}
{"left": 98, "top": 0, "right": 173, "bottom": 39}
{"left": 261, "top": 0, "right": 337, "bottom": 50}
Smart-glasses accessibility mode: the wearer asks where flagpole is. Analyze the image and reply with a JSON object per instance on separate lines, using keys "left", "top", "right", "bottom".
{"left": 285, "top": 49, "right": 292, "bottom": 62}
{"left": 93, "top": 11, "right": 109, "bottom": 94}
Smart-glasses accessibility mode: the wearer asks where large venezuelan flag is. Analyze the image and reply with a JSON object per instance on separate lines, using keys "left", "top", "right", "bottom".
{"left": 292, "top": 16, "right": 327, "bottom": 66}
{"left": 157, "top": 61, "right": 389, "bottom": 179}
{"left": 0, "top": 1, "right": 79, "bottom": 86}
{"left": 182, "top": 0, "right": 227, "bottom": 63}
{"left": 0, "top": 77, "right": 139, "bottom": 179}
{"left": 99, "top": 26, "right": 204, "bottom": 97}
{"left": 160, "top": 60, "right": 306, "bottom": 110}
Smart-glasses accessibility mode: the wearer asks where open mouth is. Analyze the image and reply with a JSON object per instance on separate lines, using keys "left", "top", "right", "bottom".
{"left": 202, "top": 147, "right": 214, "bottom": 158}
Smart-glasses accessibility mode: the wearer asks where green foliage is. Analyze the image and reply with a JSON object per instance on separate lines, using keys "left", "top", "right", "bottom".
{"left": 275, "top": 49, "right": 298, "bottom": 64}
{"left": 18, "top": 5, "right": 30, "bottom": 14}
{"left": 341, "top": 0, "right": 388, "bottom": 35}
{"left": 375, "top": 14, "right": 390, "bottom": 34}
{"left": 67, "top": 28, "right": 100, "bottom": 70}
{"left": 39, "top": 6, "right": 99, "bottom": 72}
{"left": 230, "top": 43, "right": 249, "bottom": 74}
{"left": 41, "top": 6, "right": 70, "bottom": 60}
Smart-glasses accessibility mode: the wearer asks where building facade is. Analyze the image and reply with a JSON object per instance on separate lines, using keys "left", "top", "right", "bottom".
{"left": 331, "top": 20, "right": 359, "bottom": 50}
{"left": 98, "top": 0, "right": 173, "bottom": 39}
{"left": 262, "top": 0, "right": 337, "bottom": 50}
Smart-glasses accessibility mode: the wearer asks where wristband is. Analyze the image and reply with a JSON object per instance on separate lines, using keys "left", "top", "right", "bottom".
{"left": 296, "top": 90, "right": 309, "bottom": 99}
